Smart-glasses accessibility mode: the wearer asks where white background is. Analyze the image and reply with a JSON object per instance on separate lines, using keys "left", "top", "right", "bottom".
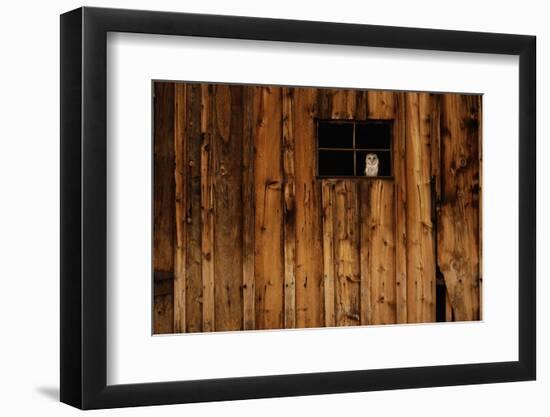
{"left": 0, "top": 0, "right": 546, "bottom": 416}
{"left": 108, "top": 33, "right": 518, "bottom": 384}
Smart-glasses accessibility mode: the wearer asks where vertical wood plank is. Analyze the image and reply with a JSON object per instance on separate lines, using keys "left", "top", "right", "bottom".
{"left": 367, "top": 90, "right": 395, "bottom": 119}
{"left": 355, "top": 90, "right": 368, "bottom": 120}
{"left": 212, "top": 84, "right": 244, "bottom": 331}
{"left": 242, "top": 86, "right": 256, "bottom": 330}
{"left": 182, "top": 83, "right": 203, "bottom": 333}
{"left": 358, "top": 182, "right": 372, "bottom": 325}
{"left": 153, "top": 280, "right": 174, "bottom": 334}
{"left": 295, "top": 88, "right": 325, "bottom": 328}
{"left": 430, "top": 94, "right": 442, "bottom": 203}
{"left": 362, "top": 91, "right": 398, "bottom": 325}
{"left": 405, "top": 92, "right": 436, "bottom": 323}
{"left": 282, "top": 87, "right": 297, "bottom": 328}
{"left": 438, "top": 94, "right": 481, "bottom": 321}
{"left": 429, "top": 94, "right": 446, "bottom": 322}
{"left": 316, "top": 88, "right": 332, "bottom": 119}
{"left": 393, "top": 92, "right": 408, "bottom": 324}
{"left": 254, "top": 86, "right": 284, "bottom": 330}
{"left": 330, "top": 89, "right": 362, "bottom": 327}
{"left": 365, "top": 181, "right": 396, "bottom": 324}
{"left": 153, "top": 82, "right": 175, "bottom": 334}
{"left": 173, "top": 83, "right": 186, "bottom": 332}
{"left": 477, "top": 95, "right": 483, "bottom": 320}
{"left": 321, "top": 181, "right": 336, "bottom": 327}
{"left": 157, "top": 84, "right": 484, "bottom": 333}
{"left": 330, "top": 89, "right": 356, "bottom": 119}
{"left": 334, "top": 181, "right": 361, "bottom": 326}
{"left": 200, "top": 84, "right": 215, "bottom": 332}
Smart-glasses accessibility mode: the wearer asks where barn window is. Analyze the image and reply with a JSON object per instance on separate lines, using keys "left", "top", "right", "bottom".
{"left": 317, "top": 120, "right": 392, "bottom": 178}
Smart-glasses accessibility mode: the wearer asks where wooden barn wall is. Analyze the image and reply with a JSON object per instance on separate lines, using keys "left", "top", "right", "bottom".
{"left": 153, "top": 82, "right": 482, "bottom": 333}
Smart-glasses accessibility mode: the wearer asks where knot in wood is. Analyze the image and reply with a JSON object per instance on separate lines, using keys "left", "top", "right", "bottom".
{"left": 450, "top": 258, "right": 461, "bottom": 271}
{"left": 267, "top": 180, "right": 281, "bottom": 190}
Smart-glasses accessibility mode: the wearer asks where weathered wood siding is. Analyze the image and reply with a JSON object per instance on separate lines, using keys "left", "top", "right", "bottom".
{"left": 254, "top": 86, "right": 284, "bottom": 330}
{"left": 295, "top": 88, "right": 324, "bottom": 328}
{"left": 438, "top": 94, "right": 482, "bottom": 322}
{"left": 153, "top": 83, "right": 175, "bottom": 334}
{"left": 153, "top": 82, "right": 482, "bottom": 333}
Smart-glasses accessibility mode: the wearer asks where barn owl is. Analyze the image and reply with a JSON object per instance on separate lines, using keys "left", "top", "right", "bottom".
{"left": 364, "top": 153, "right": 379, "bottom": 177}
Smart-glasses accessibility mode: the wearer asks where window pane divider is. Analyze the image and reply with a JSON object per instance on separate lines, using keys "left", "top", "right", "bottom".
{"left": 317, "top": 119, "right": 393, "bottom": 178}
{"left": 352, "top": 123, "right": 357, "bottom": 176}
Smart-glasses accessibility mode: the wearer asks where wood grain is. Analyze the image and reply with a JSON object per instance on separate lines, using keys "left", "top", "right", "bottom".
{"left": 173, "top": 83, "right": 186, "bottom": 332}
{"left": 324, "top": 90, "right": 362, "bottom": 326}
{"left": 367, "top": 90, "right": 395, "bottom": 120}
{"left": 334, "top": 180, "right": 361, "bottom": 326}
{"left": 321, "top": 181, "right": 336, "bottom": 327}
{"left": 282, "top": 87, "right": 297, "bottom": 329}
{"left": 358, "top": 181, "right": 372, "bottom": 326}
{"left": 153, "top": 271, "right": 175, "bottom": 334}
{"left": 295, "top": 88, "right": 324, "bottom": 328}
{"left": 393, "top": 92, "right": 408, "bottom": 324}
{"left": 212, "top": 84, "right": 244, "bottom": 331}
{"left": 153, "top": 83, "right": 482, "bottom": 333}
{"left": 180, "top": 83, "right": 204, "bottom": 333}
{"left": 477, "top": 96, "right": 483, "bottom": 320}
{"left": 330, "top": 89, "right": 356, "bottom": 119}
{"left": 364, "top": 180, "right": 396, "bottom": 324}
{"left": 153, "top": 82, "right": 175, "bottom": 334}
{"left": 438, "top": 94, "right": 481, "bottom": 321}
{"left": 153, "top": 290, "right": 174, "bottom": 334}
{"left": 242, "top": 86, "right": 256, "bottom": 330}
{"left": 366, "top": 91, "right": 398, "bottom": 325}
{"left": 200, "top": 84, "right": 214, "bottom": 332}
{"left": 405, "top": 93, "right": 436, "bottom": 323}
{"left": 254, "top": 86, "right": 284, "bottom": 330}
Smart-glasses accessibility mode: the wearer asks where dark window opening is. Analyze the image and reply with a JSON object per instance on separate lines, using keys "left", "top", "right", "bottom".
{"left": 319, "top": 150, "right": 354, "bottom": 177}
{"left": 318, "top": 122, "right": 354, "bottom": 148}
{"left": 317, "top": 120, "right": 392, "bottom": 178}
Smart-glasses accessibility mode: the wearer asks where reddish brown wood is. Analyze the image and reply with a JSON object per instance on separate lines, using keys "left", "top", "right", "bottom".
{"left": 294, "top": 88, "right": 325, "bottom": 328}
{"left": 200, "top": 84, "right": 215, "bottom": 332}
{"left": 282, "top": 87, "right": 297, "bottom": 329}
{"left": 153, "top": 83, "right": 482, "bottom": 333}
{"left": 393, "top": 92, "right": 408, "bottom": 324}
{"left": 438, "top": 94, "right": 481, "bottom": 321}
{"left": 364, "top": 180, "right": 396, "bottom": 324}
{"left": 367, "top": 91, "right": 395, "bottom": 120}
{"left": 405, "top": 93, "right": 436, "bottom": 323}
{"left": 212, "top": 84, "right": 244, "bottom": 331}
{"left": 334, "top": 180, "right": 361, "bottom": 326}
{"left": 242, "top": 86, "right": 256, "bottom": 330}
{"left": 173, "top": 83, "right": 187, "bottom": 332}
{"left": 321, "top": 181, "right": 336, "bottom": 327}
{"left": 153, "top": 82, "right": 175, "bottom": 334}
{"left": 254, "top": 86, "right": 284, "bottom": 330}
{"left": 178, "top": 83, "right": 204, "bottom": 333}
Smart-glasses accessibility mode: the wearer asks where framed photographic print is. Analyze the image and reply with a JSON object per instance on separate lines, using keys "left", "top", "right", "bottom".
{"left": 60, "top": 6, "right": 536, "bottom": 409}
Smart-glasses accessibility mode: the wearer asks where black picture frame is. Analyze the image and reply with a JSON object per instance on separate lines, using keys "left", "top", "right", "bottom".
{"left": 60, "top": 6, "right": 536, "bottom": 410}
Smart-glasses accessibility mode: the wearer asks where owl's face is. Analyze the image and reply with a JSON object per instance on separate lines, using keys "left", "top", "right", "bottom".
{"left": 365, "top": 153, "right": 379, "bottom": 166}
